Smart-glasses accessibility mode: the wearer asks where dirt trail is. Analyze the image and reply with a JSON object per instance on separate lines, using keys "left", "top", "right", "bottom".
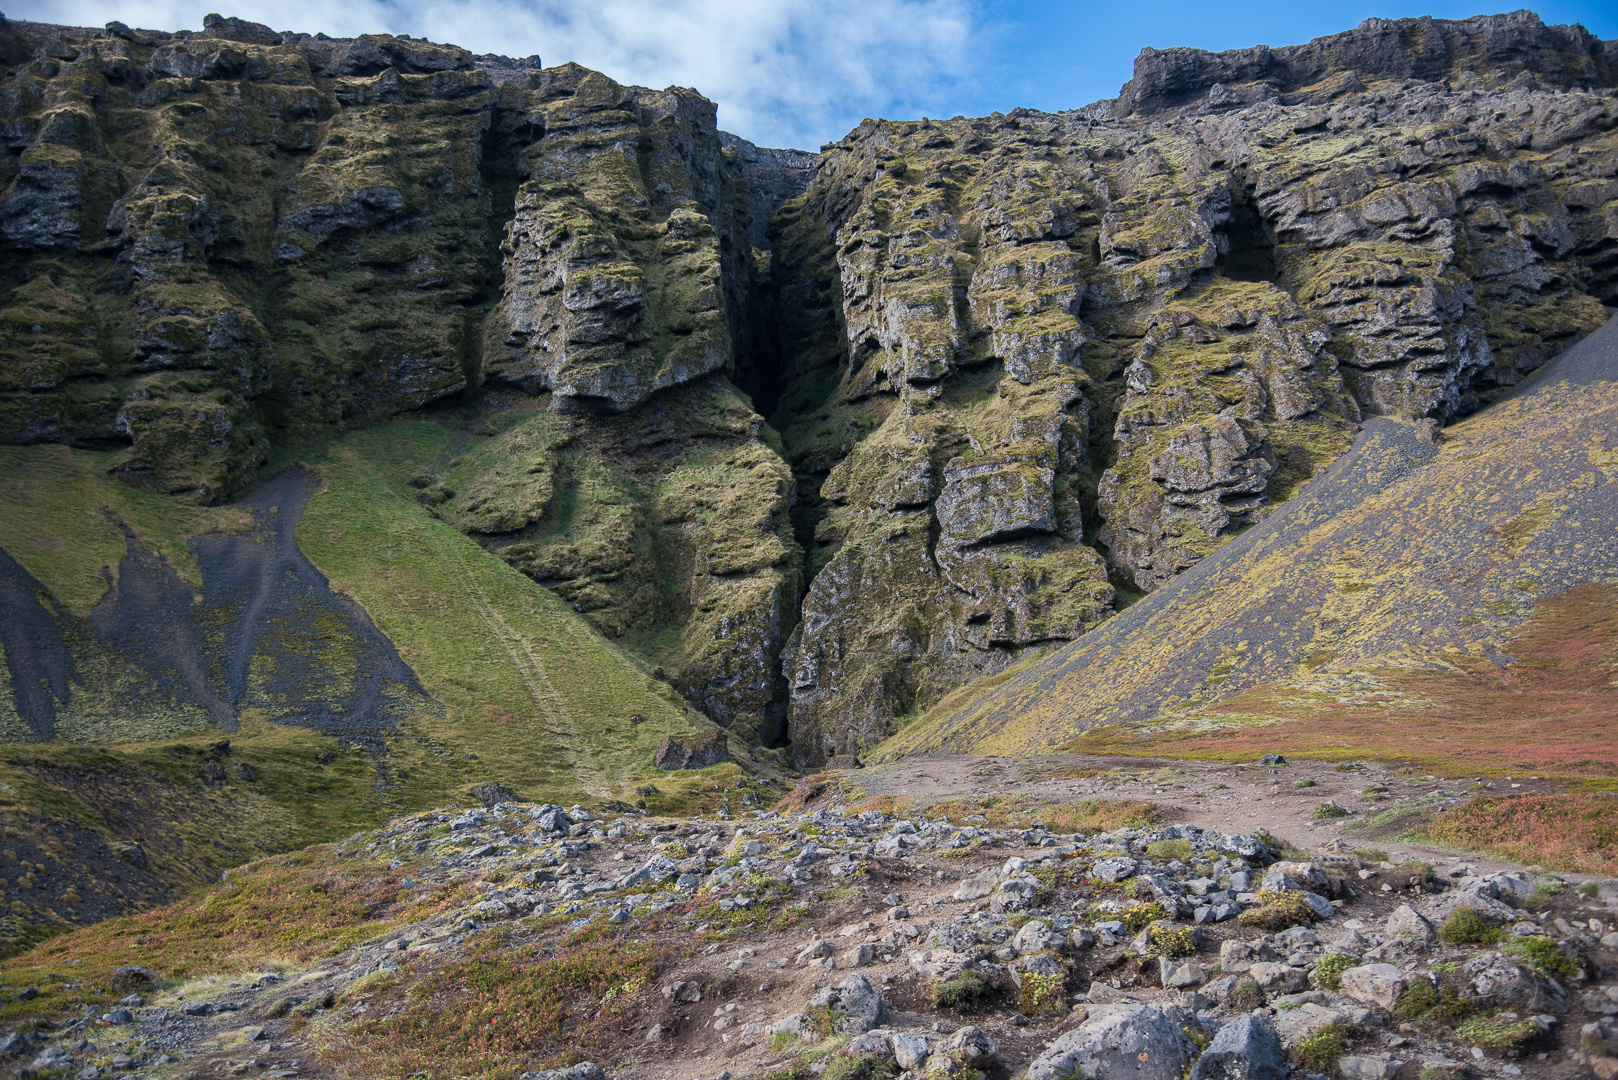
{"left": 840, "top": 752, "right": 1576, "bottom": 879}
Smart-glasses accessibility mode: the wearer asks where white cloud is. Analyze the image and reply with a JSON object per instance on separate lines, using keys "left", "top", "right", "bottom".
{"left": 14, "top": 0, "right": 979, "bottom": 147}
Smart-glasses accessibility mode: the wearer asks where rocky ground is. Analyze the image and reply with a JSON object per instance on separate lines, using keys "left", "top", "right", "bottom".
{"left": 3, "top": 784, "right": 1615, "bottom": 1080}
{"left": 840, "top": 753, "right": 1571, "bottom": 870}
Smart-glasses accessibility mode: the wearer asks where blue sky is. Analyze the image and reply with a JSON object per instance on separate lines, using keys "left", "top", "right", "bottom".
{"left": 16, "top": 0, "right": 1618, "bottom": 148}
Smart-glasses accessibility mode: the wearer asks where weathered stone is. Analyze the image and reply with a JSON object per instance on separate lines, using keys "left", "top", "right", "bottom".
{"left": 1027, "top": 1004, "right": 1198, "bottom": 1080}
{"left": 1190, "top": 1013, "right": 1288, "bottom": 1080}
{"left": 1386, "top": 904, "right": 1434, "bottom": 941}
{"left": 1339, "top": 964, "right": 1407, "bottom": 1009}
{"left": 1248, "top": 962, "right": 1308, "bottom": 995}
{"left": 653, "top": 731, "right": 730, "bottom": 770}
{"left": 806, "top": 974, "right": 888, "bottom": 1027}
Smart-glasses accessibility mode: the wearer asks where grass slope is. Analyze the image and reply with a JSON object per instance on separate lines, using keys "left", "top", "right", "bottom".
{"left": 0, "top": 444, "right": 251, "bottom": 616}
{"left": 294, "top": 418, "right": 739, "bottom": 806}
{"left": 0, "top": 419, "right": 771, "bottom": 958}
{"left": 879, "top": 334, "right": 1618, "bottom": 769}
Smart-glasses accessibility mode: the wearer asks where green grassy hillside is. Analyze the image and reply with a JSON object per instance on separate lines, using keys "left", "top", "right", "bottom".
{"left": 0, "top": 417, "right": 774, "bottom": 957}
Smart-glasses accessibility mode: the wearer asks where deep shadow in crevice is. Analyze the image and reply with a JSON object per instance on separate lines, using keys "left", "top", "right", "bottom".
{"left": 1220, "top": 186, "right": 1280, "bottom": 283}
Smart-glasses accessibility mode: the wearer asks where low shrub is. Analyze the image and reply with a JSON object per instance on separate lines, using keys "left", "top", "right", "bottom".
{"left": 1312, "top": 953, "right": 1355, "bottom": 990}
{"left": 1294, "top": 1023, "right": 1344, "bottom": 1073}
{"left": 1292, "top": 779, "right": 1317, "bottom": 790}
{"left": 1238, "top": 890, "right": 1321, "bottom": 932}
{"left": 1438, "top": 908, "right": 1503, "bottom": 947}
{"left": 931, "top": 972, "right": 990, "bottom": 1009}
{"left": 1120, "top": 902, "right": 1170, "bottom": 932}
{"left": 1424, "top": 794, "right": 1618, "bottom": 876}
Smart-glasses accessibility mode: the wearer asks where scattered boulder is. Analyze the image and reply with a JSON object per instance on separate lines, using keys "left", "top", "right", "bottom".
{"left": 470, "top": 782, "right": 517, "bottom": 807}
{"left": 1190, "top": 1013, "right": 1288, "bottom": 1080}
{"left": 948, "top": 1025, "right": 997, "bottom": 1061}
{"left": 1248, "top": 962, "right": 1308, "bottom": 995}
{"left": 661, "top": 980, "right": 702, "bottom": 1003}
{"left": 653, "top": 731, "right": 729, "bottom": 770}
{"left": 1092, "top": 856, "right": 1138, "bottom": 883}
{"left": 954, "top": 869, "right": 998, "bottom": 901}
{"left": 1013, "top": 919, "right": 1060, "bottom": 955}
{"left": 1464, "top": 951, "right": 1543, "bottom": 1009}
{"left": 518, "top": 1064, "right": 604, "bottom": 1080}
{"left": 1027, "top": 1004, "right": 1198, "bottom": 1080}
{"left": 892, "top": 1031, "right": 931, "bottom": 1069}
{"left": 1339, "top": 964, "right": 1406, "bottom": 1009}
{"left": 807, "top": 974, "right": 887, "bottom": 1027}
{"left": 1219, "top": 939, "right": 1279, "bottom": 972}
{"left": 1386, "top": 904, "right": 1434, "bottom": 941}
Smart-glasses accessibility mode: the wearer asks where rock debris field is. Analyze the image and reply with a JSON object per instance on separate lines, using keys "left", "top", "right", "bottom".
{"left": 4, "top": 799, "right": 1618, "bottom": 1080}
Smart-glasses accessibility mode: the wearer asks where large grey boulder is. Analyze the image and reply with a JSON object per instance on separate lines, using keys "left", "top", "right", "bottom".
{"left": 1026, "top": 1004, "right": 1198, "bottom": 1080}
{"left": 1339, "top": 963, "right": 1406, "bottom": 1009}
{"left": 806, "top": 974, "right": 887, "bottom": 1027}
{"left": 1014, "top": 919, "right": 1061, "bottom": 955}
{"left": 1464, "top": 951, "right": 1544, "bottom": 1009}
{"left": 1190, "top": 1013, "right": 1288, "bottom": 1080}
{"left": 518, "top": 1065, "right": 604, "bottom": 1080}
{"left": 1385, "top": 904, "right": 1434, "bottom": 941}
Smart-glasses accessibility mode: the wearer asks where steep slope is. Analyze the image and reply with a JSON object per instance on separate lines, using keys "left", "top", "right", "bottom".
{"left": 750, "top": 10, "right": 1618, "bottom": 764}
{"left": 881, "top": 311, "right": 1618, "bottom": 759}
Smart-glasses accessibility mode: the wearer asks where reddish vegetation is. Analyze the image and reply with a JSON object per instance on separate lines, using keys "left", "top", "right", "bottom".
{"left": 1071, "top": 584, "right": 1618, "bottom": 778}
{"left": 1426, "top": 794, "right": 1618, "bottom": 875}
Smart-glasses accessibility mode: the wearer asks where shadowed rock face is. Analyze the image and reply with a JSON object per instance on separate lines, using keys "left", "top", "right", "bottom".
{"left": 3, "top": 11, "right": 1615, "bottom": 766}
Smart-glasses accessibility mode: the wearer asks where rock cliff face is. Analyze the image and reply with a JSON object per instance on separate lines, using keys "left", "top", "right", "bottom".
{"left": 759, "top": 11, "right": 1617, "bottom": 761}
{"left": 3, "top": 11, "right": 1615, "bottom": 765}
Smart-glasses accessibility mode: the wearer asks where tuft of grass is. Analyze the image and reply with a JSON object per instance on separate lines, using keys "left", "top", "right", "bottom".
{"left": 1438, "top": 908, "right": 1504, "bottom": 947}
{"left": 1456, "top": 1014, "right": 1542, "bottom": 1049}
{"left": 1144, "top": 924, "right": 1197, "bottom": 960}
{"left": 1526, "top": 882, "right": 1567, "bottom": 908}
{"left": 1292, "top": 778, "right": 1317, "bottom": 789}
{"left": 1144, "top": 839, "right": 1192, "bottom": 861}
{"left": 0, "top": 843, "right": 458, "bottom": 1025}
{"left": 1015, "top": 969, "right": 1067, "bottom": 1017}
{"left": 1041, "top": 799, "right": 1164, "bottom": 834}
{"left": 1501, "top": 936, "right": 1579, "bottom": 980}
{"left": 1228, "top": 979, "right": 1263, "bottom": 1011}
{"left": 823, "top": 1051, "right": 899, "bottom": 1080}
{"left": 931, "top": 971, "right": 990, "bottom": 1009}
{"left": 331, "top": 931, "right": 665, "bottom": 1077}
{"left": 1311, "top": 801, "right": 1351, "bottom": 821}
{"left": 1395, "top": 979, "right": 1474, "bottom": 1028}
